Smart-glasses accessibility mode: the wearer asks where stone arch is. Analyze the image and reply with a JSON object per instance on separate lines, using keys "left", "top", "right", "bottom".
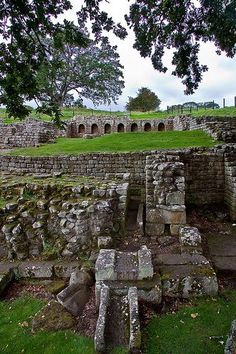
{"left": 144, "top": 122, "right": 152, "bottom": 132}
{"left": 117, "top": 123, "right": 124, "bottom": 133}
{"left": 104, "top": 123, "right": 111, "bottom": 134}
{"left": 158, "top": 122, "right": 165, "bottom": 131}
{"left": 78, "top": 124, "right": 85, "bottom": 134}
{"left": 91, "top": 124, "right": 99, "bottom": 134}
{"left": 131, "top": 123, "right": 138, "bottom": 132}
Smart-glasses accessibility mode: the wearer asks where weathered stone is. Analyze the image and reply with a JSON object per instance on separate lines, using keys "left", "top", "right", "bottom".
{"left": 128, "top": 287, "right": 141, "bottom": 350}
{"left": 97, "top": 236, "right": 113, "bottom": 249}
{"left": 0, "top": 269, "right": 14, "bottom": 296}
{"left": 5, "top": 202, "right": 18, "bottom": 211}
{"left": 54, "top": 261, "right": 80, "bottom": 278}
{"left": 94, "top": 285, "right": 110, "bottom": 352}
{"left": 32, "top": 300, "right": 75, "bottom": 331}
{"left": 225, "top": 320, "right": 236, "bottom": 354}
{"left": 159, "top": 205, "right": 186, "bottom": 224}
{"left": 146, "top": 209, "right": 163, "bottom": 223}
{"left": 69, "top": 269, "right": 93, "bottom": 286}
{"left": 145, "top": 222, "right": 165, "bottom": 236}
{"left": 95, "top": 249, "right": 116, "bottom": 281}
{"left": 138, "top": 285, "right": 162, "bottom": 304}
{"left": 138, "top": 246, "right": 153, "bottom": 280}
{"left": 166, "top": 191, "right": 185, "bottom": 205}
{"left": 57, "top": 283, "right": 91, "bottom": 316}
{"left": 179, "top": 226, "right": 202, "bottom": 247}
{"left": 18, "top": 261, "right": 54, "bottom": 278}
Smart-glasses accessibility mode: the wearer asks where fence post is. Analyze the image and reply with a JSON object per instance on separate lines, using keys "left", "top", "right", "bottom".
{"left": 213, "top": 100, "right": 215, "bottom": 110}
{"left": 234, "top": 97, "right": 236, "bottom": 107}
{"left": 223, "top": 98, "right": 226, "bottom": 108}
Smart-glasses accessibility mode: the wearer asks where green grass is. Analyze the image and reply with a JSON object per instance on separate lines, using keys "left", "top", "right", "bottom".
{"left": 1, "top": 106, "right": 236, "bottom": 124}
{"left": 7, "top": 130, "right": 217, "bottom": 156}
{"left": 143, "top": 290, "right": 236, "bottom": 354}
{"left": 0, "top": 295, "right": 95, "bottom": 354}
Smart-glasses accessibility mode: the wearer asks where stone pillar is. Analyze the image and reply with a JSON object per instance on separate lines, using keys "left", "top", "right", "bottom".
{"left": 146, "top": 154, "right": 186, "bottom": 236}
{"left": 224, "top": 148, "right": 236, "bottom": 221}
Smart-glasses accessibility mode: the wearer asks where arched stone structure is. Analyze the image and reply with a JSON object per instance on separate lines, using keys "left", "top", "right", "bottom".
{"left": 144, "top": 123, "right": 151, "bottom": 132}
{"left": 104, "top": 123, "right": 111, "bottom": 134}
{"left": 131, "top": 123, "right": 138, "bottom": 132}
{"left": 117, "top": 123, "right": 125, "bottom": 133}
{"left": 78, "top": 124, "right": 85, "bottom": 134}
{"left": 91, "top": 124, "right": 99, "bottom": 134}
{"left": 158, "top": 122, "right": 165, "bottom": 131}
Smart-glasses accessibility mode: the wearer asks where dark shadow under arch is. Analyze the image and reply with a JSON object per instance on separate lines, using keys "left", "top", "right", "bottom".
{"left": 117, "top": 123, "right": 124, "bottom": 132}
{"left": 91, "top": 123, "right": 99, "bottom": 134}
{"left": 144, "top": 122, "right": 152, "bottom": 132}
{"left": 104, "top": 123, "right": 111, "bottom": 134}
{"left": 131, "top": 123, "right": 138, "bottom": 132}
{"left": 158, "top": 122, "right": 165, "bottom": 131}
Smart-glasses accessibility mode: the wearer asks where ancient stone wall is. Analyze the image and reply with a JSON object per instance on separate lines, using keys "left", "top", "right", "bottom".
{"left": 0, "top": 178, "right": 128, "bottom": 260}
{"left": 224, "top": 145, "right": 236, "bottom": 221}
{"left": 0, "top": 118, "right": 63, "bottom": 148}
{"left": 181, "top": 150, "right": 225, "bottom": 205}
{"left": 0, "top": 146, "right": 228, "bottom": 205}
{"left": 173, "top": 116, "right": 236, "bottom": 142}
{"left": 66, "top": 115, "right": 173, "bottom": 137}
{"left": 145, "top": 152, "right": 186, "bottom": 236}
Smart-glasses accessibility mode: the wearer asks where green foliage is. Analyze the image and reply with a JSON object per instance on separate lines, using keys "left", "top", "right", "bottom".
{"left": 36, "top": 26, "right": 124, "bottom": 109}
{"left": 0, "top": 295, "right": 95, "bottom": 354}
{"left": 0, "top": 0, "right": 89, "bottom": 120}
{"left": 7, "top": 130, "right": 216, "bottom": 156}
{"left": 126, "top": 87, "right": 161, "bottom": 112}
{"left": 143, "top": 290, "right": 236, "bottom": 354}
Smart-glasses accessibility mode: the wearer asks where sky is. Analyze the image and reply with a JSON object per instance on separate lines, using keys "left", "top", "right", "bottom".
{"left": 65, "top": 0, "right": 236, "bottom": 111}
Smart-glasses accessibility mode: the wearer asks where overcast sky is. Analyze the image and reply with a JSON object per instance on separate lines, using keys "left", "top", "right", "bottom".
{"left": 67, "top": 0, "right": 236, "bottom": 111}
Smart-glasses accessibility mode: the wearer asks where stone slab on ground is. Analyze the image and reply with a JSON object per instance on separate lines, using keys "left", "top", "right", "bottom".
{"left": 225, "top": 320, "right": 236, "bottom": 354}
{"left": 18, "top": 261, "right": 55, "bottom": 278}
{"left": 156, "top": 253, "right": 218, "bottom": 298}
{"left": 54, "top": 261, "right": 80, "bottom": 278}
{"left": 57, "top": 282, "right": 91, "bottom": 316}
{"left": 208, "top": 234, "right": 236, "bottom": 257}
{"left": 208, "top": 234, "right": 236, "bottom": 274}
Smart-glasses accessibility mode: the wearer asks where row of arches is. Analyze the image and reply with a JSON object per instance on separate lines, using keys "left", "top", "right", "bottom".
{"left": 78, "top": 122, "right": 165, "bottom": 135}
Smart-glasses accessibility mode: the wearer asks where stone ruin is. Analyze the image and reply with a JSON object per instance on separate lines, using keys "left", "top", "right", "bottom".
{"left": 0, "top": 114, "right": 235, "bottom": 149}
{"left": 0, "top": 118, "right": 235, "bottom": 352}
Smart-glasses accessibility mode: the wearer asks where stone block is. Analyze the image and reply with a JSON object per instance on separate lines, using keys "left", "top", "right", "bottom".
{"left": 170, "top": 224, "right": 181, "bottom": 235}
{"left": 94, "top": 285, "right": 110, "bottom": 352}
{"left": 97, "top": 236, "right": 113, "bottom": 249}
{"left": 166, "top": 191, "right": 185, "bottom": 205}
{"left": 138, "top": 284, "right": 162, "bottom": 304}
{"left": 69, "top": 269, "right": 93, "bottom": 286}
{"left": 138, "top": 246, "right": 153, "bottom": 280}
{"left": 159, "top": 205, "right": 186, "bottom": 224}
{"left": 145, "top": 222, "right": 165, "bottom": 236}
{"left": 128, "top": 287, "right": 141, "bottom": 350}
{"left": 146, "top": 209, "right": 163, "bottom": 223}
{"left": 57, "top": 282, "right": 90, "bottom": 316}
{"left": 179, "top": 226, "right": 202, "bottom": 247}
{"left": 95, "top": 249, "right": 116, "bottom": 281}
{"left": 224, "top": 320, "right": 236, "bottom": 354}
{"left": 0, "top": 269, "right": 14, "bottom": 296}
{"left": 18, "top": 261, "right": 54, "bottom": 278}
{"left": 54, "top": 261, "right": 80, "bottom": 278}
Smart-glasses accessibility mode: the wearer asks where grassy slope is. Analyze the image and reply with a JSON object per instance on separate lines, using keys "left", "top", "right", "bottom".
{"left": 143, "top": 290, "right": 236, "bottom": 354}
{"left": 0, "top": 296, "right": 95, "bottom": 354}
{"left": 1, "top": 106, "right": 236, "bottom": 124}
{"left": 7, "top": 130, "right": 216, "bottom": 156}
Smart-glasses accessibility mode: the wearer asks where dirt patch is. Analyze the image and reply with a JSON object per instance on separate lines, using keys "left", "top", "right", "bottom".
{"left": 76, "top": 286, "right": 98, "bottom": 338}
{"left": 2, "top": 280, "right": 58, "bottom": 301}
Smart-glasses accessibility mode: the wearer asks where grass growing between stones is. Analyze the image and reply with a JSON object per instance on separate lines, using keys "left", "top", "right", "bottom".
{"left": 142, "top": 290, "right": 236, "bottom": 354}
{"left": 0, "top": 295, "right": 95, "bottom": 354}
{"left": 8, "top": 130, "right": 216, "bottom": 156}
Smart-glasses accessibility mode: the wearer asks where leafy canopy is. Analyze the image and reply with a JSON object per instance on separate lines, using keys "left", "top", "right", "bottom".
{"left": 36, "top": 28, "right": 124, "bottom": 111}
{"left": 126, "top": 87, "right": 161, "bottom": 112}
{"left": 1, "top": 0, "right": 236, "bottom": 120}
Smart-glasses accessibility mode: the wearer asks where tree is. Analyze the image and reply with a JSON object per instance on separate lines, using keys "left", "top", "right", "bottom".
{"left": 35, "top": 31, "right": 124, "bottom": 109}
{"left": 0, "top": 0, "right": 88, "bottom": 121}
{"left": 1, "top": 1, "right": 236, "bottom": 119}
{"left": 80, "top": 1, "right": 236, "bottom": 94}
{"left": 126, "top": 87, "right": 161, "bottom": 112}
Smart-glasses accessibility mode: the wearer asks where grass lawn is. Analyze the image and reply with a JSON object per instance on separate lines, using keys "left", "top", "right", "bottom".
{"left": 7, "top": 130, "right": 217, "bottom": 156}
{"left": 0, "top": 295, "right": 95, "bottom": 354}
{"left": 0, "top": 295, "right": 128, "bottom": 354}
{"left": 1, "top": 106, "right": 236, "bottom": 124}
{"left": 143, "top": 290, "right": 236, "bottom": 354}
